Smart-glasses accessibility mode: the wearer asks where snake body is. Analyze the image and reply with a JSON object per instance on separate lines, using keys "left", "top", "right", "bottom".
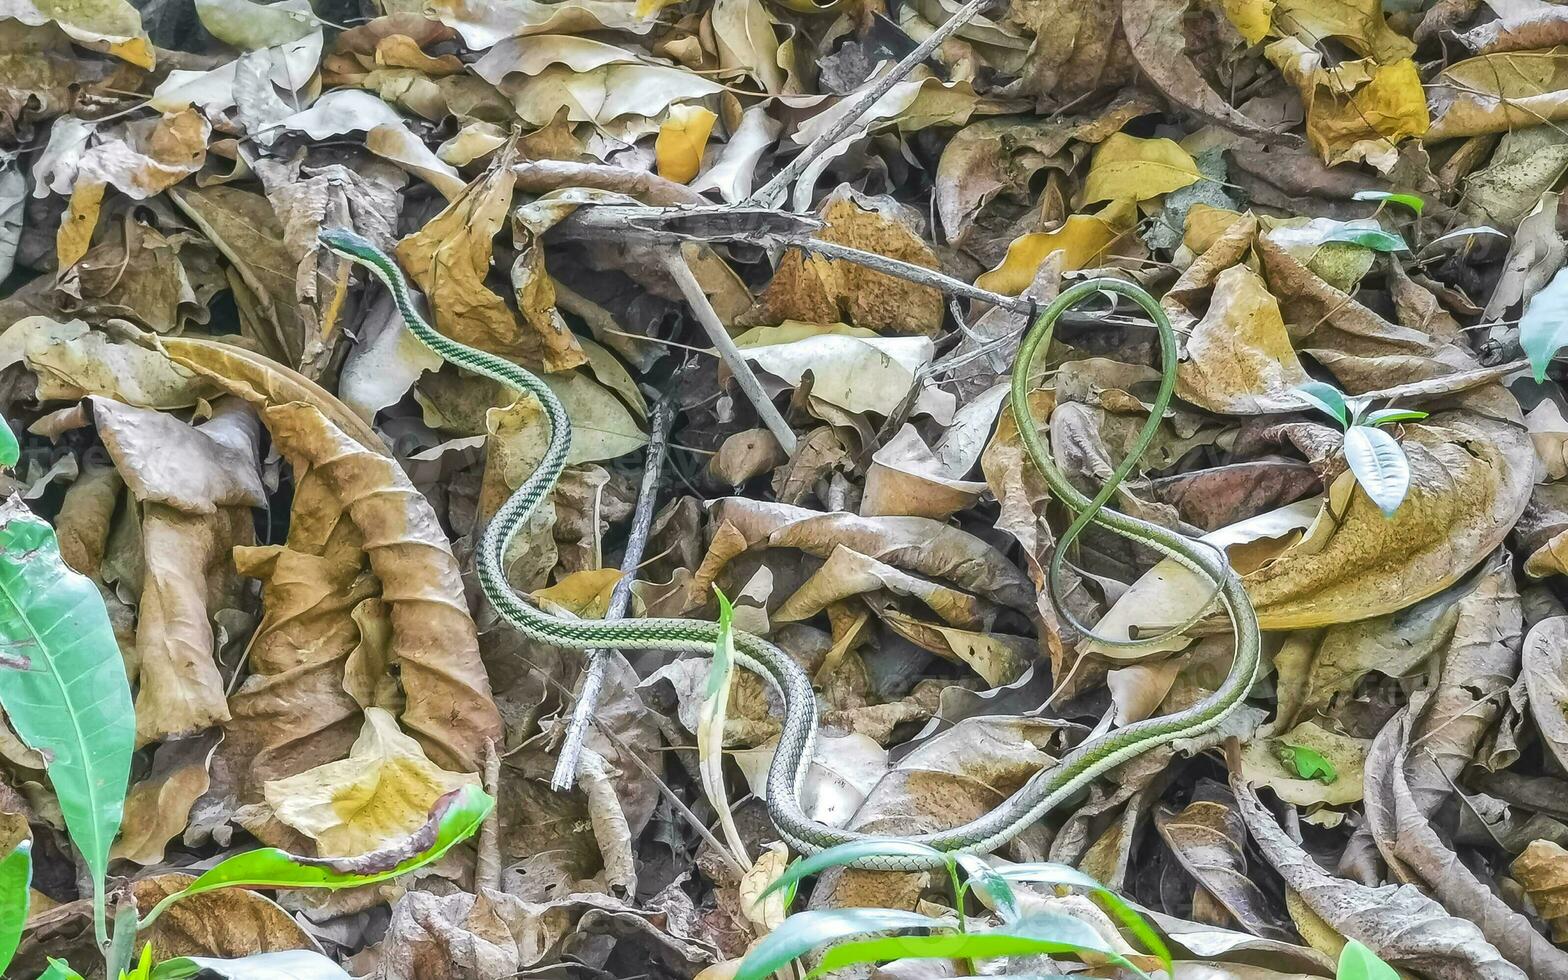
{"left": 319, "top": 227, "right": 1261, "bottom": 872}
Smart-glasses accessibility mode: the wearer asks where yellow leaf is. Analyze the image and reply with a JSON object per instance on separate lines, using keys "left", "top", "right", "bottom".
{"left": 56, "top": 179, "right": 104, "bottom": 270}
{"left": 976, "top": 199, "right": 1138, "bottom": 294}
{"left": 1268, "top": 40, "right": 1428, "bottom": 169}
{"left": 1183, "top": 203, "right": 1247, "bottom": 254}
{"left": 535, "top": 568, "right": 624, "bottom": 618}
{"left": 1272, "top": 0, "right": 1414, "bottom": 64}
{"left": 1082, "top": 133, "right": 1203, "bottom": 204}
{"left": 1221, "top": 0, "right": 1273, "bottom": 44}
{"left": 656, "top": 104, "right": 717, "bottom": 184}
{"left": 263, "top": 707, "right": 480, "bottom": 856}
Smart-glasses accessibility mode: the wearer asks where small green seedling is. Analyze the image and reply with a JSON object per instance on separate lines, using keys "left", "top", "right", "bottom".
{"left": 1293, "top": 382, "right": 1427, "bottom": 518}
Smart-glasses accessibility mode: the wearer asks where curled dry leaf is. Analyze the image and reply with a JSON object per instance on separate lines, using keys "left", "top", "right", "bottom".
{"left": 1512, "top": 839, "right": 1568, "bottom": 944}
{"left": 1230, "top": 762, "right": 1526, "bottom": 980}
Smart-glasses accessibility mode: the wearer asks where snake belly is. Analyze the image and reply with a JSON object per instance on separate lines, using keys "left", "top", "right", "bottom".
{"left": 319, "top": 228, "right": 1261, "bottom": 873}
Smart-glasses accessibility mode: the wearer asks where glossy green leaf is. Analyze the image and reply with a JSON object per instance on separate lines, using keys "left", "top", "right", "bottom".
{"left": 1351, "top": 190, "right": 1424, "bottom": 215}
{"left": 991, "top": 862, "right": 1171, "bottom": 970}
{"left": 1522, "top": 266, "right": 1568, "bottom": 382}
{"left": 41, "top": 959, "right": 87, "bottom": 980}
{"left": 0, "top": 839, "right": 29, "bottom": 974}
{"left": 0, "top": 423, "right": 16, "bottom": 470}
{"left": 805, "top": 911, "right": 1148, "bottom": 979}
{"left": 1363, "top": 408, "right": 1428, "bottom": 427}
{"left": 139, "top": 785, "right": 493, "bottom": 927}
{"left": 1343, "top": 425, "right": 1412, "bottom": 517}
{"left": 1293, "top": 382, "right": 1349, "bottom": 427}
{"left": 762, "top": 838, "right": 949, "bottom": 900}
{"left": 0, "top": 498, "right": 133, "bottom": 938}
{"left": 1317, "top": 225, "right": 1409, "bottom": 252}
{"left": 954, "top": 853, "right": 1018, "bottom": 922}
{"left": 1278, "top": 743, "right": 1338, "bottom": 783}
{"left": 151, "top": 950, "right": 353, "bottom": 979}
{"left": 734, "top": 907, "right": 954, "bottom": 980}
{"left": 1338, "top": 939, "right": 1399, "bottom": 980}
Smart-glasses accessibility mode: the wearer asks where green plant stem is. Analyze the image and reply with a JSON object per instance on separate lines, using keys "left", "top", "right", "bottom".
{"left": 105, "top": 899, "right": 137, "bottom": 977}
{"left": 946, "top": 862, "right": 977, "bottom": 975}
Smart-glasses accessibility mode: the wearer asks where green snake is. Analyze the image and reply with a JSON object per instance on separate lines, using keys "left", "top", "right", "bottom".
{"left": 319, "top": 227, "right": 1260, "bottom": 872}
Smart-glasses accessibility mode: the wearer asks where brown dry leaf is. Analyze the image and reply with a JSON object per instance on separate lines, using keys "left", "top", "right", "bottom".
{"left": 1230, "top": 763, "right": 1526, "bottom": 979}
{"left": 396, "top": 142, "right": 584, "bottom": 372}
{"left": 1154, "top": 780, "right": 1293, "bottom": 942}
{"left": 1271, "top": 0, "right": 1415, "bottom": 62}
{"left": 168, "top": 185, "right": 312, "bottom": 370}
{"left": 133, "top": 872, "right": 319, "bottom": 960}
{"left": 1174, "top": 263, "right": 1311, "bottom": 415}
{"left": 261, "top": 401, "right": 501, "bottom": 771}
{"left": 1364, "top": 707, "right": 1568, "bottom": 974}
{"left": 774, "top": 544, "right": 986, "bottom": 629}
{"left": 113, "top": 732, "right": 218, "bottom": 865}
{"left": 1513, "top": 840, "right": 1568, "bottom": 943}
{"left": 1521, "top": 616, "right": 1568, "bottom": 773}
{"left": 264, "top": 707, "right": 480, "bottom": 855}
{"left": 861, "top": 423, "right": 987, "bottom": 520}
{"left": 740, "top": 186, "right": 943, "bottom": 336}
{"left": 0, "top": 318, "right": 215, "bottom": 411}
{"left": 707, "top": 497, "right": 1035, "bottom": 611}
{"left": 1429, "top": 49, "right": 1568, "bottom": 140}
{"left": 1081, "top": 132, "right": 1202, "bottom": 203}
{"left": 1237, "top": 721, "right": 1370, "bottom": 808}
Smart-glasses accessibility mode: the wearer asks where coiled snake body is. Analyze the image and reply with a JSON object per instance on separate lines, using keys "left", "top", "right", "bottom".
{"left": 320, "top": 227, "right": 1260, "bottom": 872}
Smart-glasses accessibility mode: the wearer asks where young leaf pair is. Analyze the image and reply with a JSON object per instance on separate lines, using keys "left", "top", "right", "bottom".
{"left": 1293, "top": 382, "right": 1427, "bottom": 518}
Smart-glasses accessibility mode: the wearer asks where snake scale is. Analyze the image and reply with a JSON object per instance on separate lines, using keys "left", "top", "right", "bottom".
{"left": 319, "top": 227, "right": 1261, "bottom": 872}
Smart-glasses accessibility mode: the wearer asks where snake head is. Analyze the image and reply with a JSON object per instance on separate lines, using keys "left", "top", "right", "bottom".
{"left": 318, "top": 226, "right": 377, "bottom": 261}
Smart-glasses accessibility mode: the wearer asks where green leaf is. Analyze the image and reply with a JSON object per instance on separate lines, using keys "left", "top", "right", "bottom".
{"left": 1277, "top": 743, "right": 1339, "bottom": 783}
{"left": 762, "top": 838, "right": 950, "bottom": 901}
{"left": 700, "top": 586, "right": 747, "bottom": 863}
{"left": 122, "top": 943, "right": 154, "bottom": 980}
{"left": 1343, "top": 425, "right": 1412, "bottom": 517}
{"left": 805, "top": 911, "right": 1148, "bottom": 979}
{"left": 41, "top": 959, "right": 87, "bottom": 980}
{"left": 734, "top": 907, "right": 953, "bottom": 980}
{"left": 0, "top": 498, "right": 133, "bottom": 940}
{"left": 1293, "top": 382, "right": 1349, "bottom": 427}
{"left": 1363, "top": 408, "right": 1428, "bottom": 427}
{"left": 1317, "top": 226, "right": 1409, "bottom": 252}
{"left": 0, "top": 422, "right": 16, "bottom": 470}
{"left": 954, "top": 853, "right": 1018, "bottom": 922}
{"left": 991, "top": 863, "right": 1171, "bottom": 970}
{"left": 707, "top": 586, "right": 735, "bottom": 701}
{"left": 0, "top": 839, "right": 29, "bottom": 974}
{"left": 139, "top": 785, "right": 492, "bottom": 927}
{"left": 151, "top": 951, "right": 353, "bottom": 979}
{"left": 1352, "top": 190, "right": 1425, "bottom": 215}
{"left": 194, "top": 0, "right": 319, "bottom": 49}
{"left": 1522, "top": 266, "right": 1568, "bottom": 382}
{"left": 1338, "top": 939, "right": 1400, "bottom": 980}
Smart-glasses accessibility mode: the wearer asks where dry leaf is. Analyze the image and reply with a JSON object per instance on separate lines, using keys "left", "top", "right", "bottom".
{"left": 655, "top": 105, "right": 717, "bottom": 184}
{"left": 265, "top": 708, "right": 479, "bottom": 855}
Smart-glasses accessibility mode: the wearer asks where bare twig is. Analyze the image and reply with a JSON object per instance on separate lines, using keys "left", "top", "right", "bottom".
{"left": 663, "top": 248, "right": 798, "bottom": 454}
{"left": 551, "top": 397, "right": 674, "bottom": 790}
{"left": 476, "top": 738, "right": 502, "bottom": 891}
{"left": 746, "top": 0, "right": 999, "bottom": 207}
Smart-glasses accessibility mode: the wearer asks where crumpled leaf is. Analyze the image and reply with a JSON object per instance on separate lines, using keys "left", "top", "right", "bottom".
{"left": 1154, "top": 780, "right": 1293, "bottom": 942}
{"left": 1238, "top": 721, "right": 1368, "bottom": 807}
{"left": 395, "top": 143, "right": 585, "bottom": 372}
{"left": 654, "top": 105, "right": 716, "bottom": 185}
{"left": 1231, "top": 760, "right": 1526, "bottom": 980}
{"left": 741, "top": 187, "right": 943, "bottom": 336}
{"left": 1265, "top": 39, "right": 1428, "bottom": 171}
{"left": 1512, "top": 840, "right": 1568, "bottom": 944}
{"left": 1174, "top": 263, "right": 1311, "bottom": 415}
{"left": 264, "top": 707, "right": 480, "bottom": 855}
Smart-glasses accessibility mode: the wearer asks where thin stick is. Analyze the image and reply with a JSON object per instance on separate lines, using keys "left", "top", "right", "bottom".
{"left": 663, "top": 250, "right": 798, "bottom": 454}
{"left": 795, "top": 239, "right": 1034, "bottom": 315}
{"left": 476, "top": 738, "right": 502, "bottom": 890}
{"left": 551, "top": 397, "right": 675, "bottom": 790}
{"left": 746, "top": 0, "right": 999, "bottom": 207}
